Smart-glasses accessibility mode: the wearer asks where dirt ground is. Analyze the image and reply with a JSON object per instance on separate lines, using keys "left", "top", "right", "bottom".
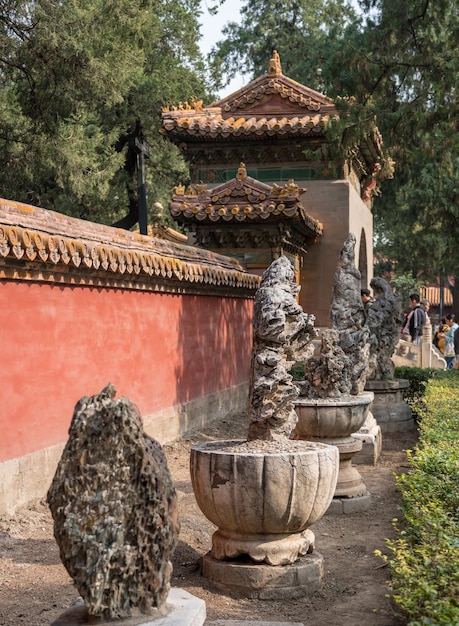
{"left": 0, "top": 413, "right": 417, "bottom": 626}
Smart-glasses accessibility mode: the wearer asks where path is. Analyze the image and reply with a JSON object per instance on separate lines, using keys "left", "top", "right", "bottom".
{"left": 0, "top": 413, "right": 416, "bottom": 625}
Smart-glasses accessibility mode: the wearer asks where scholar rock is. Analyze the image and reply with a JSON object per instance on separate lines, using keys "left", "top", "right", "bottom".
{"left": 47, "top": 384, "right": 179, "bottom": 620}
{"left": 301, "top": 328, "right": 352, "bottom": 398}
{"left": 298, "top": 233, "right": 371, "bottom": 398}
{"left": 247, "top": 255, "right": 316, "bottom": 440}
{"left": 300, "top": 234, "right": 372, "bottom": 398}
{"left": 330, "top": 233, "right": 372, "bottom": 393}
{"left": 367, "top": 276, "right": 403, "bottom": 379}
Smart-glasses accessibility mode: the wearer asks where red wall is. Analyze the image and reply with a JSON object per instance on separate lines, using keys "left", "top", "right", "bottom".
{"left": 0, "top": 280, "right": 253, "bottom": 462}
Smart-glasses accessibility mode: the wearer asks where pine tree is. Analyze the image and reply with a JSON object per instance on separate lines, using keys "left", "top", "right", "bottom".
{"left": 0, "top": 0, "right": 210, "bottom": 225}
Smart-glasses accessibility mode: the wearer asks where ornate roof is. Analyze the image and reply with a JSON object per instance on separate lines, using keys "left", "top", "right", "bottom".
{"left": 161, "top": 51, "right": 337, "bottom": 142}
{"left": 169, "top": 164, "right": 323, "bottom": 245}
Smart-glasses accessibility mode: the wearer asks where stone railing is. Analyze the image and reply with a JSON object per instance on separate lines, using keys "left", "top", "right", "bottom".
{"left": 393, "top": 324, "right": 446, "bottom": 370}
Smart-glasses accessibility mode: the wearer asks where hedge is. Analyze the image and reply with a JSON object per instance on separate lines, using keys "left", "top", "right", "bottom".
{"left": 379, "top": 371, "right": 459, "bottom": 625}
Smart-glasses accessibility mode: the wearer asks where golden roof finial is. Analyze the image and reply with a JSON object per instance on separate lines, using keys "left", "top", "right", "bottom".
{"left": 237, "top": 162, "right": 247, "bottom": 180}
{"left": 268, "top": 50, "right": 282, "bottom": 76}
{"left": 195, "top": 181, "right": 208, "bottom": 194}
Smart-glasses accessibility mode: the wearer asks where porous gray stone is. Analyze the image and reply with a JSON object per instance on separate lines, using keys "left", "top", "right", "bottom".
{"left": 247, "top": 255, "right": 316, "bottom": 441}
{"left": 367, "top": 276, "right": 403, "bottom": 380}
{"left": 328, "top": 233, "right": 372, "bottom": 395}
{"left": 299, "top": 234, "right": 372, "bottom": 399}
{"left": 47, "top": 384, "right": 179, "bottom": 621}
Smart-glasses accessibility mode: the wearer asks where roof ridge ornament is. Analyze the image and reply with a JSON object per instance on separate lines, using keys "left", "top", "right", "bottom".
{"left": 271, "top": 179, "right": 305, "bottom": 200}
{"left": 237, "top": 162, "right": 247, "bottom": 180}
{"left": 268, "top": 50, "right": 282, "bottom": 76}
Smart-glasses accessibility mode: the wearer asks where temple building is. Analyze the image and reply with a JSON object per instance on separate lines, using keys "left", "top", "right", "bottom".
{"left": 168, "top": 163, "right": 323, "bottom": 286}
{"left": 161, "top": 51, "right": 391, "bottom": 325}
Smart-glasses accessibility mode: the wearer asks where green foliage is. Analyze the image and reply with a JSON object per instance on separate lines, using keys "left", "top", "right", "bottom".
{"left": 379, "top": 374, "right": 459, "bottom": 625}
{"left": 388, "top": 274, "right": 425, "bottom": 312}
{"left": 209, "top": 1, "right": 459, "bottom": 290}
{"left": 394, "top": 366, "right": 435, "bottom": 421}
{"left": 0, "top": 0, "right": 211, "bottom": 225}
{"left": 289, "top": 364, "right": 305, "bottom": 381}
{"left": 357, "top": 1, "right": 459, "bottom": 281}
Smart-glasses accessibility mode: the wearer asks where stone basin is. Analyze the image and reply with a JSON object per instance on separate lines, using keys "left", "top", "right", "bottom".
{"left": 190, "top": 439, "right": 339, "bottom": 565}
{"left": 294, "top": 392, "right": 374, "bottom": 441}
{"left": 293, "top": 393, "right": 374, "bottom": 504}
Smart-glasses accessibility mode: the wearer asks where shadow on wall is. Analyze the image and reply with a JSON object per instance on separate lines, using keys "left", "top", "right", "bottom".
{"left": 358, "top": 228, "right": 368, "bottom": 288}
{"left": 174, "top": 295, "right": 253, "bottom": 408}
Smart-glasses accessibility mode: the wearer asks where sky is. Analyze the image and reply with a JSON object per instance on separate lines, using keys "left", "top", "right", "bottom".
{"left": 199, "top": 0, "right": 365, "bottom": 98}
{"left": 199, "top": 0, "right": 246, "bottom": 98}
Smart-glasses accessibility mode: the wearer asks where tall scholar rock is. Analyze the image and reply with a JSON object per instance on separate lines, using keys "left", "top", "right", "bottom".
{"left": 47, "top": 384, "right": 179, "bottom": 620}
{"left": 298, "top": 233, "right": 372, "bottom": 398}
{"left": 247, "top": 255, "right": 317, "bottom": 440}
{"left": 364, "top": 275, "right": 414, "bottom": 433}
{"left": 366, "top": 275, "right": 402, "bottom": 380}
{"left": 294, "top": 234, "right": 374, "bottom": 511}
{"left": 329, "top": 232, "right": 372, "bottom": 393}
{"left": 190, "top": 256, "right": 339, "bottom": 598}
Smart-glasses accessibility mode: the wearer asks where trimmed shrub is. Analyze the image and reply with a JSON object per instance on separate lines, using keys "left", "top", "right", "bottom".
{"left": 380, "top": 373, "right": 459, "bottom": 625}
{"left": 394, "top": 366, "right": 436, "bottom": 421}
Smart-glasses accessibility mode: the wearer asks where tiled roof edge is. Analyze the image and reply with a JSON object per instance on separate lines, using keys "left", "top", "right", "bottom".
{"left": 0, "top": 199, "right": 260, "bottom": 297}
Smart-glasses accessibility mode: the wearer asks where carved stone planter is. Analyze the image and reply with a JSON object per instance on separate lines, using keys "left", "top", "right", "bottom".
{"left": 352, "top": 409, "right": 382, "bottom": 466}
{"left": 190, "top": 439, "right": 339, "bottom": 598}
{"left": 364, "top": 379, "right": 414, "bottom": 433}
{"left": 294, "top": 392, "right": 373, "bottom": 513}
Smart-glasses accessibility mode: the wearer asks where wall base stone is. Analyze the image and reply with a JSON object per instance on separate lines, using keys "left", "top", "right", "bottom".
{"left": 0, "top": 382, "right": 248, "bottom": 515}
{"left": 143, "top": 383, "right": 248, "bottom": 444}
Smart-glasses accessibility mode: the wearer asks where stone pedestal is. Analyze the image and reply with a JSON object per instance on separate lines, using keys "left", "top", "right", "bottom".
{"left": 294, "top": 393, "right": 373, "bottom": 513}
{"left": 352, "top": 411, "right": 382, "bottom": 465}
{"left": 364, "top": 379, "right": 414, "bottom": 433}
{"left": 201, "top": 551, "right": 324, "bottom": 600}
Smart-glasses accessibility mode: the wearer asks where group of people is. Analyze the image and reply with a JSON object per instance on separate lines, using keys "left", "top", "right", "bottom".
{"left": 433, "top": 314, "right": 459, "bottom": 369}
{"left": 361, "top": 288, "right": 459, "bottom": 369}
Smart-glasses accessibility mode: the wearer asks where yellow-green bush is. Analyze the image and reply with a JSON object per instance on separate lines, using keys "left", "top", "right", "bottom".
{"left": 395, "top": 366, "right": 436, "bottom": 421}
{"left": 381, "top": 372, "right": 459, "bottom": 625}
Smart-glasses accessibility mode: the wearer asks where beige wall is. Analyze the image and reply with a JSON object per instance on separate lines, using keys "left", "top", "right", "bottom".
{"left": 299, "top": 180, "right": 373, "bottom": 327}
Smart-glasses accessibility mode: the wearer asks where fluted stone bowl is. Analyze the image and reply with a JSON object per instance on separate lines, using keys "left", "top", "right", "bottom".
{"left": 190, "top": 439, "right": 339, "bottom": 565}
{"left": 294, "top": 392, "right": 374, "bottom": 440}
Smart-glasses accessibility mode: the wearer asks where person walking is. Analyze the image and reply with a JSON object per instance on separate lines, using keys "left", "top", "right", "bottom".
{"left": 420, "top": 298, "right": 431, "bottom": 326}
{"left": 443, "top": 314, "right": 458, "bottom": 369}
{"left": 402, "top": 293, "right": 426, "bottom": 345}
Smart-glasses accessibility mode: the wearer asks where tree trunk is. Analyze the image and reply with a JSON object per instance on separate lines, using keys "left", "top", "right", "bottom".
{"left": 452, "top": 276, "right": 459, "bottom": 320}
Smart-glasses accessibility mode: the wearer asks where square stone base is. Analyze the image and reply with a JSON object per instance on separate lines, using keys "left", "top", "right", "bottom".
{"left": 352, "top": 427, "right": 382, "bottom": 465}
{"left": 50, "top": 589, "right": 206, "bottom": 626}
{"left": 352, "top": 411, "right": 382, "bottom": 465}
{"left": 326, "top": 492, "right": 372, "bottom": 515}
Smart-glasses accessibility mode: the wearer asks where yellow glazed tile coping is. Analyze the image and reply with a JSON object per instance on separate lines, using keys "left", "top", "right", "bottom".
{"left": 0, "top": 198, "right": 260, "bottom": 297}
